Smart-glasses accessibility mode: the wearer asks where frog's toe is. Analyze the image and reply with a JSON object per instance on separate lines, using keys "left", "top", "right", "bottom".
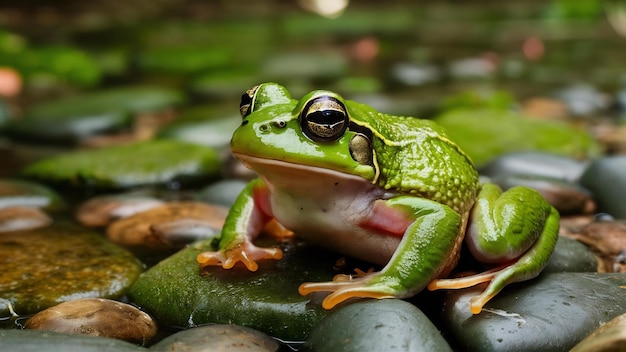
{"left": 427, "top": 264, "right": 519, "bottom": 314}
{"left": 427, "top": 266, "right": 501, "bottom": 291}
{"left": 197, "top": 250, "right": 228, "bottom": 268}
{"left": 299, "top": 278, "right": 394, "bottom": 309}
{"left": 197, "top": 242, "right": 283, "bottom": 272}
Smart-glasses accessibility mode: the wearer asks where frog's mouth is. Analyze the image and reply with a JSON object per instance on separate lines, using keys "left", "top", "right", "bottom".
{"left": 233, "top": 152, "right": 368, "bottom": 183}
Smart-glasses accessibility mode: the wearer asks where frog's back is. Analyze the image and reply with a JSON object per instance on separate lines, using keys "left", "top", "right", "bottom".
{"left": 347, "top": 100, "right": 479, "bottom": 213}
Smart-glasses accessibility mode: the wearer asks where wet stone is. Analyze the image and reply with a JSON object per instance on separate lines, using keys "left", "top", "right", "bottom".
{"left": 0, "top": 329, "right": 146, "bottom": 352}
{"left": 5, "top": 85, "right": 184, "bottom": 144}
{"left": 490, "top": 174, "right": 594, "bottom": 215}
{"left": 157, "top": 111, "right": 240, "bottom": 154}
{"left": 0, "top": 179, "right": 64, "bottom": 211}
{"left": 435, "top": 109, "right": 600, "bottom": 167}
{"left": 304, "top": 299, "right": 453, "bottom": 352}
{"left": 480, "top": 152, "right": 589, "bottom": 183}
{"left": 569, "top": 219, "right": 626, "bottom": 273}
{"left": 544, "top": 236, "right": 597, "bottom": 273}
{"left": 21, "top": 139, "right": 221, "bottom": 190}
{"left": 441, "top": 272, "right": 626, "bottom": 351}
{"left": 76, "top": 192, "right": 165, "bottom": 227}
{"left": 127, "top": 238, "right": 336, "bottom": 341}
{"left": 580, "top": 155, "right": 626, "bottom": 219}
{"left": 106, "top": 201, "right": 227, "bottom": 249}
{"left": 390, "top": 62, "right": 441, "bottom": 86}
{"left": 553, "top": 83, "right": 610, "bottom": 116}
{"left": 571, "top": 313, "right": 626, "bottom": 352}
{"left": 447, "top": 57, "right": 496, "bottom": 80}
{"left": 150, "top": 324, "right": 280, "bottom": 352}
{"left": 0, "top": 223, "right": 142, "bottom": 317}
{"left": 25, "top": 298, "right": 157, "bottom": 346}
{"left": 0, "top": 206, "right": 52, "bottom": 232}
{"left": 196, "top": 179, "right": 248, "bottom": 207}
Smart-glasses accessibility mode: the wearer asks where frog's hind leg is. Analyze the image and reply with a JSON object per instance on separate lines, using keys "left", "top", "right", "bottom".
{"left": 428, "top": 185, "right": 560, "bottom": 314}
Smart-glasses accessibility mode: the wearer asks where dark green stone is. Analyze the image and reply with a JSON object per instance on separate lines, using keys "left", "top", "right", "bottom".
{"left": 157, "top": 104, "right": 240, "bottom": 150}
{"left": 580, "top": 156, "right": 626, "bottom": 219}
{"left": 127, "top": 238, "right": 338, "bottom": 341}
{"left": 441, "top": 273, "right": 626, "bottom": 351}
{"left": 544, "top": 236, "right": 597, "bottom": 273}
{"left": 6, "top": 86, "right": 184, "bottom": 143}
{"left": 0, "top": 223, "right": 142, "bottom": 317}
{"left": 305, "top": 299, "right": 453, "bottom": 352}
{"left": 0, "top": 179, "right": 64, "bottom": 211}
{"left": 21, "top": 140, "right": 220, "bottom": 190}
{"left": 0, "top": 330, "right": 146, "bottom": 352}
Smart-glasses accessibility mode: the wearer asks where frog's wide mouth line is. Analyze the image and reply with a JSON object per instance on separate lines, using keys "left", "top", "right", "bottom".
{"left": 232, "top": 152, "right": 367, "bottom": 182}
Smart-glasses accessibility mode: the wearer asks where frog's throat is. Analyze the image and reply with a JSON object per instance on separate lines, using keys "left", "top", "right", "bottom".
{"left": 233, "top": 152, "right": 380, "bottom": 187}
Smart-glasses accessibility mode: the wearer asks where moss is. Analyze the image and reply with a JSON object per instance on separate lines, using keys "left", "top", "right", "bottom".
{"left": 435, "top": 108, "right": 600, "bottom": 167}
{"left": 21, "top": 140, "right": 220, "bottom": 190}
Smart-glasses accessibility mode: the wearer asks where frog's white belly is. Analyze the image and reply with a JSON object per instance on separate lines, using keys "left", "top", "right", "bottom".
{"left": 237, "top": 154, "right": 403, "bottom": 265}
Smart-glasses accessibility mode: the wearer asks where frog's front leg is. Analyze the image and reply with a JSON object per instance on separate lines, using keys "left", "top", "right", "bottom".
{"left": 428, "top": 184, "right": 560, "bottom": 314}
{"left": 196, "top": 178, "right": 283, "bottom": 272}
{"left": 299, "top": 196, "right": 464, "bottom": 309}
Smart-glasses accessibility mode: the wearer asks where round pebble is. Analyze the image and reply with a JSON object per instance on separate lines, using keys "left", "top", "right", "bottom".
{"left": 196, "top": 179, "right": 248, "bottom": 207}
{"left": 0, "top": 329, "right": 146, "bottom": 352}
{"left": 25, "top": 298, "right": 157, "bottom": 345}
{"left": 491, "top": 174, "right": 595, "bottom": 214}
{"left": 76, "top": 193, "right": 164, "bottom": 227}
{"left": 106, "top": 201, "right": 227, "bottom": 249}
{"left": 580, "top": 156, "right": 626, "bottom": 219}
{"left": 479, "top": 151, "right": 589, "bottom": 183}
{"left": 150, "top": 324, "right": 280, "bottom": 352}
{"left": 305, "top": 299, "right": 453, "bottom": 352}
{"left": 21, "top": 139, "right": 221, "bottom": 190}
{"left": 0, "top": 206, "right": 52, "bottom": 232}
{"left": 441, "top": 272, "right": 626, "bottom": 351}
{"left": 0, "top": 178, "right": 64, "bottom": 211}
{"left": 571, "top": 313, "right": 626, "bottom": 352}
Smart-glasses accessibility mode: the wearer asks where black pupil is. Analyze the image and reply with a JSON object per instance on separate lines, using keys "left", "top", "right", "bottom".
{"left": 309, "top": 110, "right": 343, "bottom": 125}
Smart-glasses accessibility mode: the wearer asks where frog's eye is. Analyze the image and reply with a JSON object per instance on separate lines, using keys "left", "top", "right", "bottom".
{"left": 300, "top": 96, "right": 349, "bottom": 142}
{"left": 239, "top": 85, "right": 260, "bottom": 118}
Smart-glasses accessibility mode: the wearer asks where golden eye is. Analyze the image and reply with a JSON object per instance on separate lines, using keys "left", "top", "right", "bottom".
{"left": 300, "top": 96, "right": 348, "bottom": 142}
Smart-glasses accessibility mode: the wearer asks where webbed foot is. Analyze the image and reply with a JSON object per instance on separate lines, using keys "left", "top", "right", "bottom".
{"left": 427, "top": 265, "right": 507, "bottom": 314}
{"left": 299, "top": 270, "right": 395, "bottom": 309}
{"left": 196, "top": 241, "right": 283, "bottom": 272}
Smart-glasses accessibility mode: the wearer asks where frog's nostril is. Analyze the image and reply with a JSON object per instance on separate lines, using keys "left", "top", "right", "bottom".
{"left": 241, "top": 120, "right": 249, "bottom": 126}
{"left": 272, "top": 120, "right": 286, "bottom": 128}
{"left": 258, "top": 123, "right": 270, "bottom": 132}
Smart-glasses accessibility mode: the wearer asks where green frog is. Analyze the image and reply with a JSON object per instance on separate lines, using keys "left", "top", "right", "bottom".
{"left": 197, "top": 83, "right": 560, "bottom": 314}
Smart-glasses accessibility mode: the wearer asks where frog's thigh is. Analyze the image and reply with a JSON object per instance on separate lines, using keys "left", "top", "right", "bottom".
{"left": 430, "top": 184, "right": 560, "bottom": 314}
{"left": 466, "top": 184, "right": 555, "bottom": 263}
{"left": 370, "top": 196, "right": 463, "bottom": 294}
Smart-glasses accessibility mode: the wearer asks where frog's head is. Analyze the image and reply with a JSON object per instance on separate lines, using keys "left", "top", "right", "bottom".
{"left": 232, "top": 83, "right": 377, "bottom": 181}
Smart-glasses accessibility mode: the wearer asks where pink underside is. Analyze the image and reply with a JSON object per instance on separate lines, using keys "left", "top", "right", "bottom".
{"left": 360, "top": 200, "right": 412, "bottom": 238}
{"left": 253, "top": 186, "right": 274, "bottom": 219}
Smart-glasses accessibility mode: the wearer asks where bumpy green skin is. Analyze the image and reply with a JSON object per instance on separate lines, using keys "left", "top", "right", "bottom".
{"left": 345, "top": 100, "right": 479, "bottom": 214}
{"left": 201, "top": 83, "right": 560, "bottom": 314}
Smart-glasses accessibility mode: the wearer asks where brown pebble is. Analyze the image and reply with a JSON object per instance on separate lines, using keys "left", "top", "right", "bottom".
{"left": 0, "top": 206, "right": 52, "bottom": 232}
{"left": 107, "top": 201, "right": 227, "bottom": 248}
{"left": 25, "top": 298, "right": 157, "bottom": 345}
{"left": 76, "top": 194, "right": 164, "bottom": 227}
